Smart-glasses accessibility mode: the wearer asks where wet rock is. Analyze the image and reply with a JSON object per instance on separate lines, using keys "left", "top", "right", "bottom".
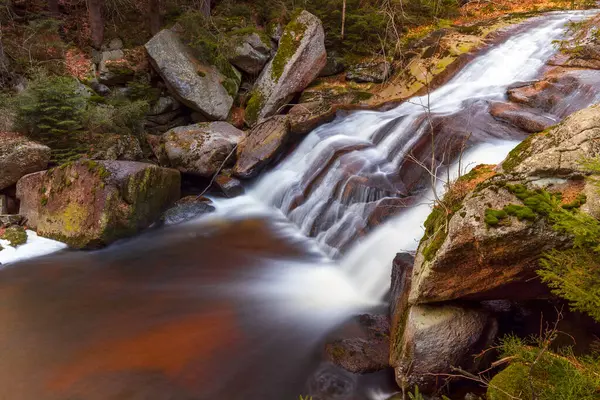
{"left": 502, "top": 104, "right": 600, "bottom": 176}
{"left": 226, "top": 32, "right": 273, "bottom": 75}
{"left": 16, "top": 161, "right": 180, "bottom": 249}
{"left": 394, "top": 304, "right": 497, "bottom": 392}
{"left": 0, "top": 214, "right": 23, "bottom": 228}
{"left": 325, "top": 314, "right": 390, "bottom": 374}
{"left": 489, "top": 101, "right": 556, "bottom": 133}
{"left": 245, "top": 11, "right": 326, "bottom": 126}
{"left": 0, "top": 134, "right": 50, "bottom": 191}
{"left": 288, "top": 101, "right": 336, "bottom": 135}
{"left": 214, "top": 175, "right": 244, "bottom": 198}
{"left": 346, "top": 61, "right": 392, "bottom": 83}
{"left": 319, "top": 55, "right": 345, "bottom": 77}
{"left": 160, "top": 196, "right": 215, "bottom": 226}
{"left": 145, "top": 29, "right": 236, "bottom": 120}
{"left": 507, "top": 75, "right": 581, "bottom": 114}
{"left": 390, "top": 252, "right": 415, "bottom": 326}
{"left": 234, "top": 115, "right": 290, "bottom": 179}
{"left": 88, "top": 134, "right": 143, "bottom": 161}
{"left": 160, "top": 122, "right": 245, "bottom": 177}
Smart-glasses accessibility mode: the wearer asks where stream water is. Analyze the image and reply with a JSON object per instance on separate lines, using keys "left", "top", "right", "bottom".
{"left": 0, "top": 10, "right": 599, "bottom": 400}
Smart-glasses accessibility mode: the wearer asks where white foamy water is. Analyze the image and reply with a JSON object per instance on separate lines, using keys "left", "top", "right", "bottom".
{"left": 0, "top": 230, "right": 67, "bottom": 266}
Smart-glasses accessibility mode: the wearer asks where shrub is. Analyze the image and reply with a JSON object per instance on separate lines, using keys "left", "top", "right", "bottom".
{"left": 15, "top": 71, "right": 85, "bottom": 148}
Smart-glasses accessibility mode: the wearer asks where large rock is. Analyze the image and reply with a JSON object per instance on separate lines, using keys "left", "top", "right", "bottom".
{"left": 145, "top": 29, "right": 235, "bottom": 120}
{"left": 393, "top": 305, "right": 496, "bottom": 392}
{"left": 233, "top": 116, "right": 290, "bottom": 179}
{"left": 16, "top": 161, "right": 180, "bottom": 248}
{"left": 502, "top": 104, "right": 600, "bottom": 176}
{"left": 245, "top": 11, "right": 326, "bottom": 126}
{"left": 226, "top": 32, "right": 273, "bottom": 75}
{"left": 0, "top": 134, "right": 50, "bottom": 191}
{"left": 288, "top": 101, "right": 336, "bottom": 135}
{"left": 158, "top": 122, "right": 245, "bottom": 177}
{"left": 507, "top": 75, "right": 581, "bottom": 115}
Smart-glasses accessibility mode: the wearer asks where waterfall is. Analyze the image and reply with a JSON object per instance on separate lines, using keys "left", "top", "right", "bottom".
{"left": 247, "top": 10, "right": 599, "bottom": 301}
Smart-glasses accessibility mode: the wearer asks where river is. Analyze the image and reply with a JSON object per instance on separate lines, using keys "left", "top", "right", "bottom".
{"left": 0, "top": 9, "right": 599, "bottom": 400}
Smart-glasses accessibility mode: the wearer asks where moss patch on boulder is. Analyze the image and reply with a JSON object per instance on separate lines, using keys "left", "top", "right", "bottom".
{"left": 1, "top": 226, "right": 27, "bottom": 247}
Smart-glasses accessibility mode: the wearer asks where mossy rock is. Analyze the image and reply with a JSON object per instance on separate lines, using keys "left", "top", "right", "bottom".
{"left": 1, "top": 226, "right": 27, "bottom": 247}
{"left": 16, "top": 161, "right": 181, "bottom": 249}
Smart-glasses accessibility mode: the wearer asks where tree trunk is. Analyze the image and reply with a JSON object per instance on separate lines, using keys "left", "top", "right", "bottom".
{"left": 48, "top": 0, "right": 59, "bottom": 15}
{"left": 87, "top": 0, "right": 105, "bottom": 49}
{"left": 148, "top": 0, "right": 162, "bottom": 35}
{"left": 200, "top": 0, "right": 211, "bottom": 17}
{"left": 341, "top": 0, "right": 347, "bottom": 40}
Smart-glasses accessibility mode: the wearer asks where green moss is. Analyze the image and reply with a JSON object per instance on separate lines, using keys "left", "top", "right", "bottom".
{"left": 271, "top": 17, "right": 307, "bottom": 83}
{"left": 562, "top": 193, "right": 587, "bottom": 210}
{"left": 1, "top": 226, "right": 27, "bottom": 247}
{"left": 245, "top": 90, "right": 265, "bottom": 125}
{"left": 422, "top": 207, "right": 449, "bottom": 261}
{"left": 484, "top": 208, "right": 508, "bottom": 226}
{"left": 502, "top": 132, "right": 539, "bottom": 172}
{"left": 504, "top": 204, "right": 537, "bottom": 221}
{"left": 41, "top": 196, "right": 48, "bottom": 206}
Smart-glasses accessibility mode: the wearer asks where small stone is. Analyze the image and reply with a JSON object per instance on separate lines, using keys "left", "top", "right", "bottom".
{"left": 160, "top": 196, "right": 215, "bottom": 226}
{"left": 214, "top": 175, "right": 244, "bottom": 198}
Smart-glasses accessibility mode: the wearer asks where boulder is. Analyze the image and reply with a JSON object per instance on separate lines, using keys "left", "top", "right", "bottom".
{"left": 409, "top": 179, "right": 572, "bottom": 304}
{"left": 501, "top": 104, "right": 600, "bottom": 176}
{"left": 16, "top": 161, "right": 180, "bottom": 248}
{"left": 489, "top": 101, "right": 556, "bottom": 133}
{"left": 148, "top": 96, "right": 181, "bottom": 116}
{"left": 88, "top": 134, "right": 143, "bottom": 161}
{"left": 214, "top": 175, "right": 244, "bottom": 198}
{"left": 245, "top": 11, "right": 326, "bottom": 126}
{"left": 393, "top": 305, "right": 496, "bottom": 392}
{"left": 145, "top": 29, "right": 236, "bottom": 120}
{"left": 160, "top": 196, "right": 215, "bottom": 226}
{"left": 346, "top": 61, "right": 392, "bottom": 83}
{"left": 288, "top": 101, "right": 336, "bottom": 135}
{"left": 159, "top": 122, "right": 245, "bottom": 177}
{"left": 325, "top": 314, "right": 390, "bottom": 374}
{"left": 0, "top": 134, "right": 50, "bottom": 191}
{"left": 234, "top": 115, "right": 290, "bottom": 179}
{"left": 226, "top": 32, "right": 273, "bottom": 75}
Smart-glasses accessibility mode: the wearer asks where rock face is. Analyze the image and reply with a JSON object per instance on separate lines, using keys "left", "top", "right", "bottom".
{"left": 245, "top": 11, "right": 326, "bottom": 126}
{"left": 157, "top": 122, "right": 245, "bottom": 177}
{"left": 346, "top": 61, "right": 392, "bottom": 83}
{"left": 16, "top": 161, "right": 180, "bottom": 248}
{"left": 145, "top": 29, "right": 235, "bottom": 120}
{"left": 502, "top": 104, "right": 600, "bottom": 176}
{"left": 393, "top": 305, "right": 496, "bottom": 392}
{"left": 325, "top": 314, "right": 390, "bottom": 374}
{"left": 226, "top": 32, "right": 273, "bottom": 75}
{"left": 0, "top": 134, "right": 51, "bottom": 191}
{"left": 234, "top": 116, "right": 290, "bottom": 178}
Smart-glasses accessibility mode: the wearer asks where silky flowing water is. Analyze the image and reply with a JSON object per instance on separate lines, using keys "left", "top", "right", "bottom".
{"left": 0, "top": 10, "right": 599, "bottom": 400}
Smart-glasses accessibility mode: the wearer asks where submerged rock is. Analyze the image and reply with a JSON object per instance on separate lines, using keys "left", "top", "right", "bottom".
{"left": 0, "top": 134, "right": 50, "bottom": 191}
{"left": 234, "top": 115, "right": 290, "bottom": 179}
{"left": 489, "top": 101, "right": 556, "bottom": 133}
{"left": 157, "top": 122, "right": 244, "bottom": 177}
{"left": 145, "top": 29, "right": 236, "bottom": 120}
{"left": 160, "top": 196, "right": 215, "bottom": 226}
{"left": 16, "top": 161, "right": 180, "bottom": 249}
{"left": 245, "top": 11, "right": 326, "bottom": 126}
